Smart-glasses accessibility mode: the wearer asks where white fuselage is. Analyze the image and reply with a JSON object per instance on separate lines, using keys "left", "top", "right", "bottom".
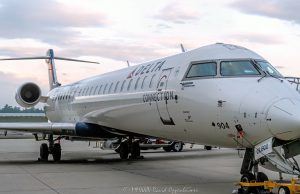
{"left": 44, "top": 44, "right": 300, "bottom": 148}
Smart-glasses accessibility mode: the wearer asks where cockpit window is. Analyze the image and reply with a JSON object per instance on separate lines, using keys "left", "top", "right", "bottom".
{"left": 256, "top": 61, "right": 282, "bottom": 77}
{"left": 186, "top": 62, "right": 217, "bottom": 78}
{"left": 221, "top": 61, "right": 260, "bottom": 76}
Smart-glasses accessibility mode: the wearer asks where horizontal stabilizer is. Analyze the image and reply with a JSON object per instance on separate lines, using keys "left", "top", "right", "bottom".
{"left": 0, "top": 49, "right": 99, "bottom": 90}
{"left": 0, "top": 56, "right": 99, "bottom": 64}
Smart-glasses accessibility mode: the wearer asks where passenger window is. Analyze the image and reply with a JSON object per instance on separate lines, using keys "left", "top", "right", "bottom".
{"left": 89, "top": 87, "right": 94, "bottom": 96}
{"left": 85, "top": 87, "right": 89, "bottom": 96}
{"left": 135, "top": 77, "right": 140, "bottom": 90}
{"left": 94, "top": 86, "right": 98, "bottom": 95}
{"left": 114, "top": 81, "right": 120, "bottom": 93}
{"left": 98, "top": 85, "right": 103, "bottom": 94}
{"left": 221, "top": 61, "right": 260, "bottom": 76}
{"left": 186, "top": 62, "right": 217, "bottom": 78}
{"left": 141, "top": 76, "right": 147, "bottom": 89}
{"left": 127, "top": 79, "right": 133, "bottom": 91}
{"left": 149, "top": 74, "right": 156, "bottom": 88}
{"left": 108, "top": 83, "right": 114, "bottom": 94}
{"left": 103, "top": 84, "right": 108, "bottom": 94}
{"left": 120, "top": 80, "right": 126, "bottom": 92}
{"left": 77, "top": 89, "right": 82, "bottom": 96}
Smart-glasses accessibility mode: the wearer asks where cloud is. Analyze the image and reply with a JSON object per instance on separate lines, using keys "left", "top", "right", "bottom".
{"left": 58, "top": 34, "right": 203, "bottom": 63}
{"left": 0, "top": 38, "right": 60, "bottom": 56}
{"left": 0, "top": 71, "right": 48, "bottom": 107}
{"left": 226, "top": 33, "right": 283, "bottom": 45}
{"left": 232, "top": 0, "right": 300, "bottom": 25}
{"left": 155, "top": 3, "right": 199, "bottom": 24}
{"left": 0, "top": 0, "right": 108, "bottom": 43}
{"left": 61, "top": 41, "right": 169, "bottom": 63}
{"left": 0, "top": 34, "right": 204, "bottom": 64}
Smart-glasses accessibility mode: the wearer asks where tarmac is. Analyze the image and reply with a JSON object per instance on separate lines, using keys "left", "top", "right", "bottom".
{"left": 0, "top": 139, "right": 295, "bottom": 194}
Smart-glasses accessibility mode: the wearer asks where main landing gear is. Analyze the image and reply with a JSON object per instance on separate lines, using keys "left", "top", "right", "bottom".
{"left": 39, "top": 134, "right": 61, "bottom": 162}
{"left": 239, "top": 148, "right": 269, "bottom": 194}
{"left": 163, "top": 141, "right": 184, "bottom": 152}
{"left": 117, "top": 137, "right": 143, "bottom": 160}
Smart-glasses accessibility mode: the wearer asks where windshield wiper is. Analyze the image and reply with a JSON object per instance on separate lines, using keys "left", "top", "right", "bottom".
{"left": 267, "top": 71, "right": 283, "bottom": 83}
{"left": 257, "top": 71, "right": 283, "bottom": 83}
{"left": 257, "top": 71, "right": 267, "bottom": 82}
{"left": 254, "top": 60, "right": 283, "bottom": 83}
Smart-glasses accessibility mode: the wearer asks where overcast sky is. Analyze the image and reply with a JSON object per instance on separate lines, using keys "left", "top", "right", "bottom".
{"left": 0, "top": 0, "right": 300, "bottom": 107}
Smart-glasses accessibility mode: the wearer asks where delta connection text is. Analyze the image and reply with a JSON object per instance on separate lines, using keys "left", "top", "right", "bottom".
{"left": 143, "top": 90, "right": 176, "bottom": 103}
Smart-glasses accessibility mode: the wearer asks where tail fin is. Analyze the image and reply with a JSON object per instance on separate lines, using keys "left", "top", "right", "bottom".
{"left": 46, "top": 49, "right": 60, "bottom": 89}
{"left": 0, "top": 49, "right": 99, "bottom": 90}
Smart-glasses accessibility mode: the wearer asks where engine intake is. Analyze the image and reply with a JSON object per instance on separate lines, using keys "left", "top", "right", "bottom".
{"left": 15, "top": 82, "right": 41, "bottom": 108}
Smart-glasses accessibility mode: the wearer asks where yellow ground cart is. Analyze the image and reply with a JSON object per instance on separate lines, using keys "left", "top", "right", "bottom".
{"left": 238, "top": 178, "right": 300, "bottom": 194}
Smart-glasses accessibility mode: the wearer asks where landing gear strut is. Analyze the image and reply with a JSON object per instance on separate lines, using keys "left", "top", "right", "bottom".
{"left": 39, "top": 134, "right": 61, "bottom": 162}
{"left": 239, "top": 148, "right": 269, "bottom": 194}
{"left": 118, "top": 138, "right": 142, "bottom": 160}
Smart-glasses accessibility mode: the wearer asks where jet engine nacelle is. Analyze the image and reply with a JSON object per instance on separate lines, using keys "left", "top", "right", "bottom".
{"left": 15, "top": 82, "right": 41, "bottom": 108}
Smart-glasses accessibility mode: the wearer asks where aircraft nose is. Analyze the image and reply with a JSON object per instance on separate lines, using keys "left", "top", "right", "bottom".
{"left": 266, "top": 98, "right": 300, "bottom": 140}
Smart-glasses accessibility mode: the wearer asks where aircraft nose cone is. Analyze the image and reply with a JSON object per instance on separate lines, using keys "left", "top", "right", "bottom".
{"left": 267, "top": 99, "right": 300, "bottom": 140}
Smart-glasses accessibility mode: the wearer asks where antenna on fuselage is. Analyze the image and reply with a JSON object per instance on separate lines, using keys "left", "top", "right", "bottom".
{"left": 126, "top": 60, "right": 130, "bottom": 67}
{"left": 0, "top": 49, "right": 99, "bottom": 90}
{"left": 180, "top": 43, "right": 186, "bottom": 53}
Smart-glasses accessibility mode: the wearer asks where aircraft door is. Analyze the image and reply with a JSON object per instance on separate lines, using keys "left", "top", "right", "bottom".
{"left": 156, "top": 68, "right": 175, "bottom": 125}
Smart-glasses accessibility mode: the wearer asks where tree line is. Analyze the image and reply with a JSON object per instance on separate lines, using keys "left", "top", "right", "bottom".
{"left": 0, "top": 104, "right": 44, "bottom": 113}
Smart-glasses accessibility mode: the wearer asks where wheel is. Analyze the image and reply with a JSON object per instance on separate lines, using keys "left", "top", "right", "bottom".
{"left": 52, "top": 143, "right": 61, "bottom": 162}
{"left": 119, "top": 142, "right": 129, "bottom": 160}
{"left": 256, "top": 172, "right": 268, "bottom": 182}
{"left": 278, "top": 186, "right": 290, "bottom": 194}
{"left": 204, "top": 145, "right": 212, "bottom": 150}
{"left": 114, "top": 147, "right": 120, "bottom": 153}
{"left": 240, "top": 173, "right": 255, "bottom": 194}
{"left": 131, "top": 141, "right": 141, "bottom": 158}
{"left": 256, "top": 172, "right": 268, "bottom": 191}
{"left": 40, "top": 143, "right": 49, "bottom": 161}
{"left": 172, "top": 142, "right": 183, "bottom": 152}
{"left": 163, "top": 146, "right": 172, "bottom": 152}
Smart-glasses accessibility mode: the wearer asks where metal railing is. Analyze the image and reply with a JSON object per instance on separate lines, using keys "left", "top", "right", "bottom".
{"left": 285, "top": 77, "right": 300, "bottom": 91}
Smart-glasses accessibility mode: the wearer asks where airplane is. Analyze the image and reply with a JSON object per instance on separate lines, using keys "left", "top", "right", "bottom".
{"left": 0, "top": 43, "right": 300, "bottom": 193}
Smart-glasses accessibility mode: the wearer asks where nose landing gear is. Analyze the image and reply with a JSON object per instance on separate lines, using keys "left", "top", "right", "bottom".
{"left": 239, "top": 148, "right": 269, "bottom": 194}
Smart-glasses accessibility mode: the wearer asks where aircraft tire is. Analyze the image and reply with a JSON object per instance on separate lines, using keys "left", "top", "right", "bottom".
{"left": 131, "top": 141, "right": 141, "bottom": 158}
{"left": 256, "top": 172, "right": 268, "bottom": 191}
{"left": 40, "top": 143, "right": 49, "bottom": 161}
{"left": 278, "top": 186, "right": 290, "bottom": 194}
{"left": 114, "top": 148, "right": 120, "bottom": 153}
{"left": 52, "top": 143, "right": 61, "bottom": 162}
{"left": 172, "top": 142, "right": 183, "bottom": 152}
{"left": 163, "top": 146, "right": 172, "bottom": 152}
{"left": 256, "top": 172, "right": 268, "bottom": 182}
{"left": 204, "top": 145, "right": 212, "bottom": 150}
{"left": 240, "top": 173, "right": 255, "bottom": 194}
{"left": 119, "top": 142, "right": 129, "bottom": 160}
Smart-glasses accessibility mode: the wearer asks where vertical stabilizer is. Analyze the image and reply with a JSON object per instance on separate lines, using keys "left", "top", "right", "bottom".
{"left": 46, "top": 49, "right": 61, "bottom": 90}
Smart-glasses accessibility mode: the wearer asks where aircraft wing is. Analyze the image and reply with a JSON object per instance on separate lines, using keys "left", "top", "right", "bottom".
{"left": 0, "top": 122, "right": 139, "bottom": 139}
{"left": 0, "top": 122, "right": 76, "bottom": 135}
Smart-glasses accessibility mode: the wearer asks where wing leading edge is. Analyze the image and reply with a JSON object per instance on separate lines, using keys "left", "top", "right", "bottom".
{"left": 0, "top": 122, "right": 142, "bottom": 139}
{"left": 0, "top": 122, "right": 76, "bottom": 135}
